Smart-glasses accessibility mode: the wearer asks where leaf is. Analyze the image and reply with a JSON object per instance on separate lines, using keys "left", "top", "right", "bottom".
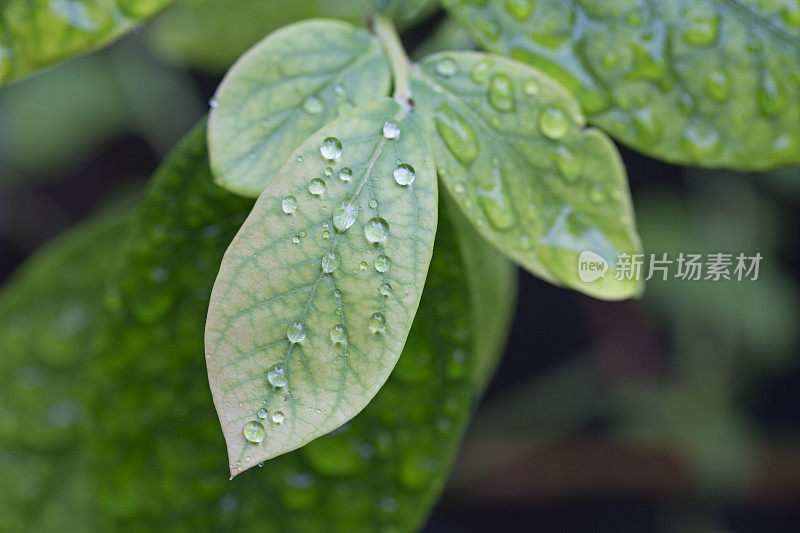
{"left": 206, "top": 97, "right": 438, "bottom": 475}
{"left": 443, "top": 0, "right": 800, "bottom": 169}
{"left": 207, "top": 19, "right": 392, "bottom": 197}
{"left": 0, "top": 209, "right": 128, "bottom": 532}
{"left": 370, "top": 0, "right": 438, "bottom": 22}
{"left": 147, "top": 0, "right": 365, "bottom": 72}
{"left": 0, "top": 0, "right": 173, "bottom": 86}
{"left": 85, "top": 123, "right": 511, "bottom": 531}
{"left": 411, "top": 51, "right": 642, "bottom": 300}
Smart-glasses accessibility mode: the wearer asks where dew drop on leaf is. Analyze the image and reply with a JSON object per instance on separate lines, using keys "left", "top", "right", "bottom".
{"left": 379, "top": 283, "right": 392, "bottom": 296}
{"left": 330, "top": 324, "right": 347, "bottom": 344}
{"left": 488, "top": 73, "right": 515, "bottom": 111}
{"left": 522, "top": 79, "right": 538, "bottom": 95}
{"left": 364, "top": 217, "right": 389, "bottom": 243}
{"left": 538, "top": 107, "right": 569, "bottom": 140}
{"left": 382, "top": 120, "right": 401, "bottom": 139}
{"left": 435, "top": 58, "right": 457, "bottom": 77}
{"left": 320, "top": 137, "right": 343, "bottom": 161}
{"left": 505, "top": 0, "right": 532, "bottom": 19}
{"left": 393, "top": 163, "right": 416, "bottom": 186}
{"left": 470, "top": 59, "right": 491, "bottom": 84}
{"left": 321, "top": 251, "right": 340, "bottom": 273}
{"left": 308, "top": 178, "right": 326, "bottom": 196}
{"left": 369, "top": 313, "right": 386, "bottom": 334}
{"left": 369, "top": 197, "right": 379, "bottom": 209}
{"left": 286, "top": 322, "right": 307, "bottom": 343}
{"left": 267, "top": 363, "right": 288, "bottom": 387}
{"left": 303, "top": 96, "right": 324, "bottom": 114}
{"left": 281, "top": 195, "right": 298, "bottom": 214}
{"left": 374, "top": 254, "right": 391, "bottom": 272}
{"left": 257, "top": 408, "right": 269, "bottom": 419}
{"left": 338, "top": 167, "right": 353, "bottom": 182}
{"left": 333, "top": 199, "right": 359, "bottom": 232}
{"left": 243, "top": 421, "right": 266, "bottom": 444}
{"left": 272, "top": 411, "right": 285, "bottom": 424}
{"left": 434, "top": 103, "right": 479, "bottom": 165}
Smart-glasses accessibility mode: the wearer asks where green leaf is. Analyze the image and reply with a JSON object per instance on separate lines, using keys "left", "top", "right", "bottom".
{"left": 147, "top": 0, "right": 365, "bottom": 72}
{"left": 0, "top": 209, "right": 128, "bottom": 532}
{"left": 85, "top": 124, "right": 511, "bottom": 531}
{"left": 207, "top": 19, "right": 392, "bottom": 197}
{"left": 443, "top": 0, "right": 800, "bottom": 169}
{"left": 206, "top": 97, "right": 438, "bottom": 475}
{"left": 370, "top": 0, "right": 438, "bottom": 22}
{"left": 411, "top": 51, "right": 642, "bottom": 300}
{"left": 0, "top": 0, "right": 172, "bottom": 86}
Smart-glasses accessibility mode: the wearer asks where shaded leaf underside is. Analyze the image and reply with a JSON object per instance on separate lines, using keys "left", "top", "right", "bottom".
{"left": 444, "top": 0, "right": 800, "bottom": 169}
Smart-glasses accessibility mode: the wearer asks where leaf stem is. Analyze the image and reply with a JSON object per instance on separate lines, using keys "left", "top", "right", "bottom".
{"left": 373, "top": 14, "right": 413, "bottom": 108}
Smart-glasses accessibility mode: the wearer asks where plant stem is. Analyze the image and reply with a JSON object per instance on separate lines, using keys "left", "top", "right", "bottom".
{"left": 373, "top": 14, "right": 413, "bottom": 108}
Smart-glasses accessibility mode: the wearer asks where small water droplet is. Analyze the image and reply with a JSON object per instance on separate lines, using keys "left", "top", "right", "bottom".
{"left": 308, "top": 178, "right": 326, "bottom": 196}
{"left": 522, "top": 79, "right": 539, "bottom": 95}
{"left": 683, "top": 7, "right": 719, "bottom": 46}
{"left": 257, "top": 408, "right": 269, "bottom": 419}
{"left": 292, "top": 235, "right": 301, "bottom": 244}
{"left": 334, "top": 84, "right": 346, "bottom": 96}
{"left": 322, "top": 230, "right": 330, "bottom": 239}
{"left": 303, "top": 96, "right": 324, "bottom": 114}
{"left": 333, "top": 199, "right": 359, "bottom": 232}
{"left": 470, "top": 59, "right": 491, "bottom": 84}
{"left": 379, "top": 283, "right": 392, "bottom": 296}
{"left": 393, "top": 163, "right": 416, "bottom": 186}
{"left": 267, "top": 363, "right": 288, "bottom": 388}
{"left": 287, "top": 322, "right": 307, "bottom": 343}
{"left": 369, "top": 313, "right": 386, "bottom": 334}
{"left": 243, "top": 421, "right": 265, "bottom": 444}
{"left": 359, "top": 260, "right": 368, "bottom": 271}
{"left": 209, "top": 98, "right": 218, "bottom": 109}
{"left": 339, "top": 167, "right": 352, "bottom": 181}
{"left": 705, "top": 69, "right": 730, "bottom": 101}
{"left": 538, "top": 107, "right": 569, "bottom": 140}
{"left": 383, "top": 120, "right": 401, "bottom": 139}
{"left": 296, "top": 155, "right": 304, "bottom": 163}
{"left": 374, "top": 255, "right": 391, "bottom": 272}
{"left": 272, "top": 411, "right": 285, "bottom": 424}
{"left": 368, "top": 197, "right": 379, "bottom": 209}
{"left": 488, "top": 73, "right": 515, "bottom": 111}
{"left": 330, "top": 324, "right": 347, "bottom": 344}
{"left": 504, "top": 0, "right": 532, "bottom": 19}
{"left": 324, "top": 167, "right": 333, "bottom": 177}
{"left": 551, "top": 146, "right": 581, "bottom": 181}
{"left": 320, "top": 137, "right": 343, "bottom": 161}
{"left": 436, "top": 58, "right": 457, "bottom": 77}
{"left": 364, "top": 217, "right": 389, "bottom": 243}
{"left": 321, "top": 251, "right": 340, "bottom": 273}
{"left": 281, "top": 195, "right": 298, "bottom": 214}
{"left": 589, "top": 185, "right": 606, "bottom": 203}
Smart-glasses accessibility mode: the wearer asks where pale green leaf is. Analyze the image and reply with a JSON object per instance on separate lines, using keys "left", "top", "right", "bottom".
{"left": 411, "top": 51, "right": 642, "bottom": 300}
{"left": 443, "top": 0, "right": 800, "bottom": 169}
{"left": 206, "top": 98, "right": 438, "bottom": 475}
{"left": 207, "top": 19, "right": 392, "bottom": 197}
{"left": 0, "top": 0, "right": 172, "bottom": 86}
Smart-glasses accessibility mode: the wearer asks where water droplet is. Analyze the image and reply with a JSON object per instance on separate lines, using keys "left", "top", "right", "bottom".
{"left": 470, "top": 60, "right": 491, "bottom": 84}
{"left": 243, "top": 421, "right": 265, "bottom": 444}
{"left": 287, "top": 322, "right": 307, "bottom": 343}
{"left": 303, "top": 96, "right": 324, "bottom": 114}
{"left": 379, "top": 283, "right": 392, "bottom": 296}
{"left": 504, "top": 0, "right": 532, "bottom": 19}
{"left": 320, "top": 137, "right": 343, "bottom": 161}
{"left": 257, "top": 408, "right": 269, "bottom": 419}
{"left": 393, "top": 163, "right": 416, "bottom": 186}
{"left": 267, "top": 363, "right": 288, "bottom": 388}
{"left": 292, "top": 235, "right": 301, "bottom": 244}
{"left": 321, "top": 251, "right": 340, "bottom": 273}
{"left": 683, "top": 7, "right": 719, "bottom": 46}
{"left": 680, "top": 119, "right": 721, "bottom": 157}
{"left": 322, "top": 230, "right": 330, "bottom": 239}
{"left": 366, "top": 197, "right": 377, "bottom": 209}
{"left": 334, "top": 83, "right": 346, "bottom": 96}
{"left": 281, "top": 195, "right": 298, "bottom": 214}
{"left": 374, "top": 255, "right": 391, "bottom": 272}
{"left": 359, "top": 260, "right": 368, "bottom": 271}
{"left": 436, "top": 58, "right": 457, "bottom": 77}
{"left": 488, "top": 73, "right": 515, "bottom": 111}
{"left": 364, "top": 217, "right": 389, "bottom": 243}
{"left": 538, "top": 107, "right": 569, "bottom": 140}
{"left": 588, "top": 185, "right": 606, "bottom": 204}
{"left": 705, "top": 69, "right": 730, "bottom": 101}
{"left": 324, "top": 167, "right": 333, "bottom": 177}
{"left": 383, "top": 120, "right": 401, "bottom": 139}
{"left": 551, "top": 146, "right": 581, "bottom": 181}
{"left": 330, "top": 324, "right": 347, "bottom": 344}
{"left": 333, "top": 199, "right": 359, "bottom": 232}
{"left": 522, "top": 79, "right": 539, "bottom": 95}
{"left": 308, "top": 178, "right": 326, "bottom": 196}
{"left": 272, "top": 411, "right": 285, "bottom": 424}
{"left": 339, "top": 167, "right": 352, "bottom": 182}
{"left": 759, "top": 69, "right": 785, "bottom": 116}
{"left": 434, "top": 103, "right": 479, "bottom": 165}
{"left": 209, "top": 98, "right": 218, "bottom": 109}
{"left": 369, "top": 313, "right": 386, "bottom": 334}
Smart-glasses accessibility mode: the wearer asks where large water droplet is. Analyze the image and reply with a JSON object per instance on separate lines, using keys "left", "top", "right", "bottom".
{"left": 434, "top": 103, "right": 479, "bottom": 165}
{"left": 281, "top": 195, "right": 298, "bottom": 214}
{"left": 488, "top": 73, "right": 515, "bottom": 111}
{"left": 243, "top": 421, "right": 266, "bottom": 444}
{"left": 308, "top": 178, "right": 326, "bottom": 196}
{"left": 333, "top": 199, "right": 359, "bottom": 232}
{"left": 321, "top": 251, "right": 340, "bottom": 273}
{"left": 267, "top": 363, "right": 287, "bottom": 388}
{"left": 383, "top": 120, "right": 400, "bottom": 139}
{"left": 287, "top": 322, "right": 307, "bottom": 343}
{"left": 364, "top": 218, "right": 389, "bottom": 243}
{"left": 272, "top": 411, "right": 285, "bottom": 424}
{"left": 339, "top": 167, "right": 353, "bottom": 182}
{"left": 330, "top": 324, "right": 347, "bottom": 344}
{"left": 303, "top": 96, "right": 324, "bottom": 114}
{"left": 393, "top": 163, "right": 416, "bottom": 186}
{"left": 369, "top": 313, "right": 386, "bottom": 334}
{"left": 320, "top": 137, "right": 343, "bottom": 161}
{"left": 538, "top": 107, "right": 569, "bottom": 140}
{"left": 436, "top": 58, "right": 457, "bottom": 77}
{"left": 374, "top": 255, "right": 391, "bottom": 272}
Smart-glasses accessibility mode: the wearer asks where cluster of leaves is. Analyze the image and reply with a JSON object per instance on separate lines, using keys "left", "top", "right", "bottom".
{"left": 1, "top": 0, "right": 798, "bottom": 530}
